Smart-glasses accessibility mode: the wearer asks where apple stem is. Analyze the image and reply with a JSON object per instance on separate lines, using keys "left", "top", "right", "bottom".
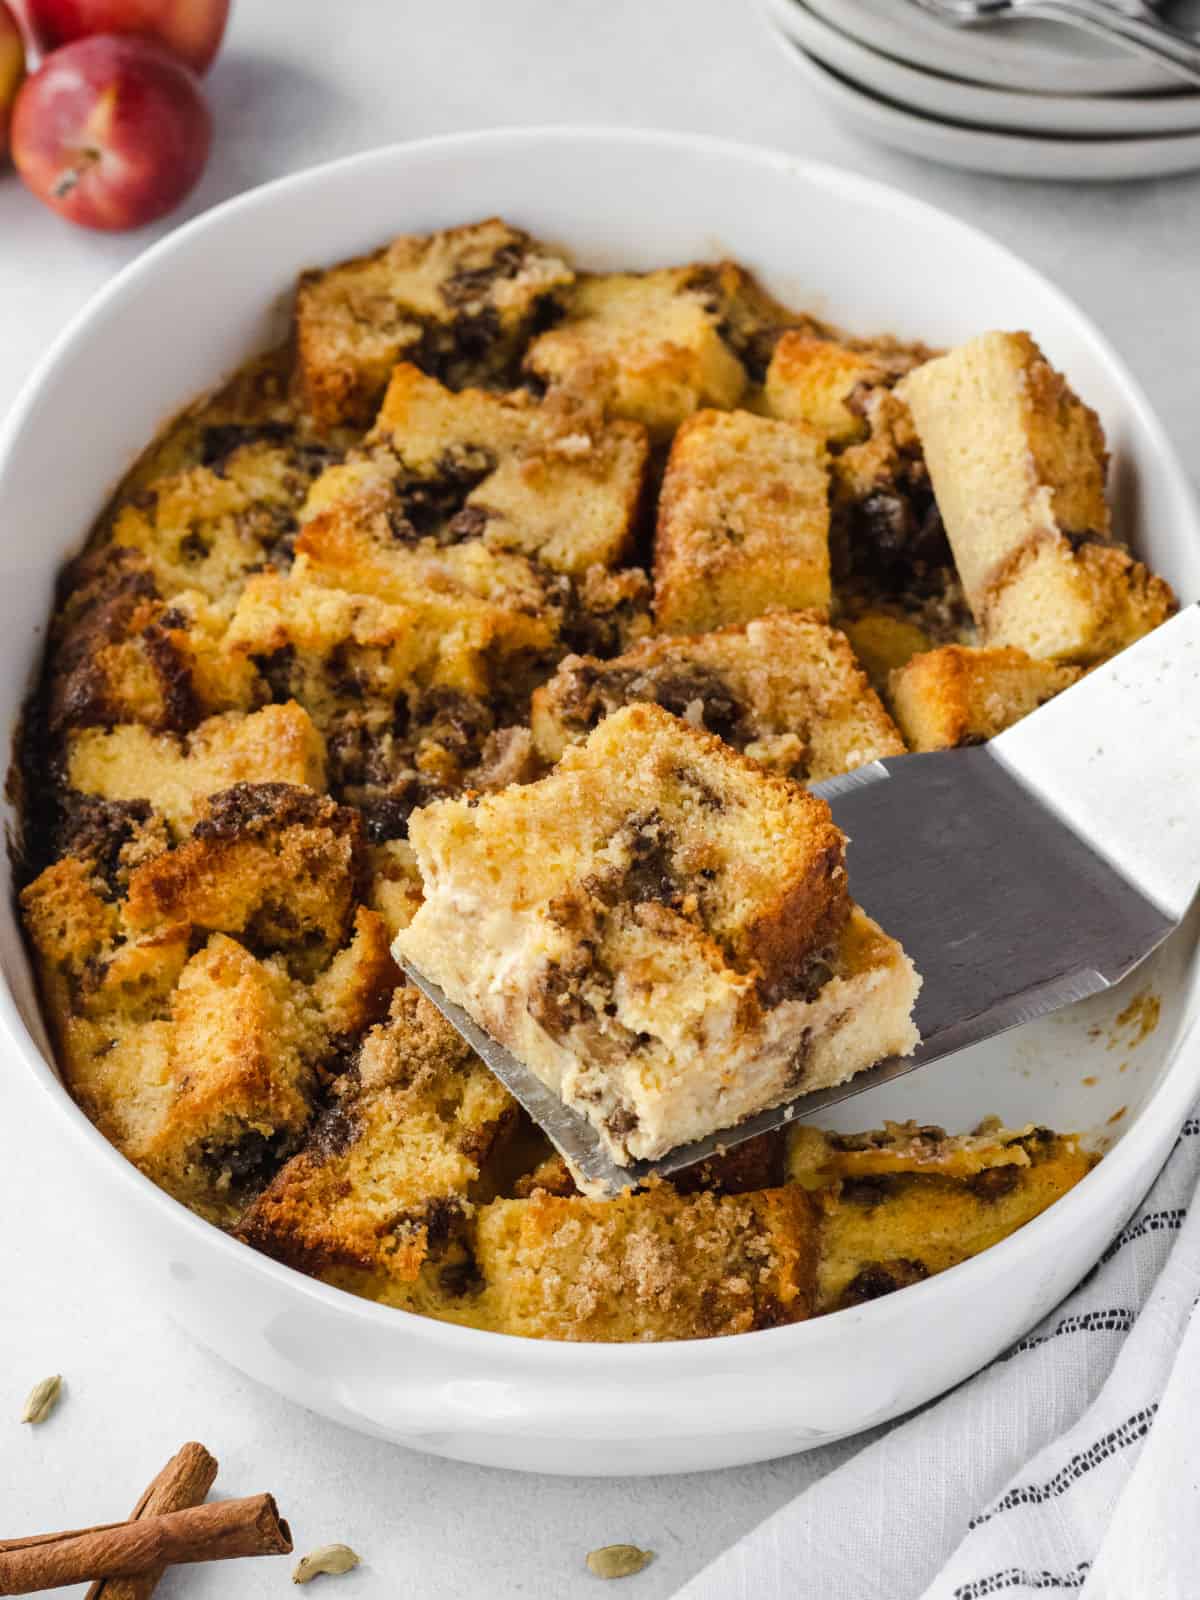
{"left": 52, "top": 148, "right": 101, "bottom": 200}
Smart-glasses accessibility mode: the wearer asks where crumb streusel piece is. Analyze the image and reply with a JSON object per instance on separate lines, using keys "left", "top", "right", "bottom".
{"left": 295, "top": 218, "right": 574, "bottom": 429}
{"left": 653, "top": 410, "right": 831, "bottom": 632}
{"left": 897, "top": 331, "right": 1176, "bottom": 662}
{"left": 888, "top": 645, "right": 1082, "bottom": 752}
{"left": 530, "top": 610, "right": 904, "bottom": 779}
{"left": 396, "top": 703, "right": 920, "bottom": 1170}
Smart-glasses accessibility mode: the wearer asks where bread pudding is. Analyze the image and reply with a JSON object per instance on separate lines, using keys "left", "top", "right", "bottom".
{"left": 18, "top": 216, "right": 1171, "bottom": 1341}
{"left": 395, "top": 703, "right": 920, "bottom": 1170}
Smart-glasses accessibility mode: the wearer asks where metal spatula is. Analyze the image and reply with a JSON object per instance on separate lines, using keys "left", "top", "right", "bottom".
{"left": 398, "top": 604, "right": 1200, "bottom": 1195}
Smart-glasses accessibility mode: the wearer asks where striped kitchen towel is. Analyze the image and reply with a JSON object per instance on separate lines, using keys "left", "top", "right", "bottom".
{"left": 675, "top": 1102, "right": 1200, "bottom": 1600}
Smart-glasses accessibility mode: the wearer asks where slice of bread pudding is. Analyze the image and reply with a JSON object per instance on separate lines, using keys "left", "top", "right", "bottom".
{"left": 395, "top": 703, "right": 920, "bottom": 1172}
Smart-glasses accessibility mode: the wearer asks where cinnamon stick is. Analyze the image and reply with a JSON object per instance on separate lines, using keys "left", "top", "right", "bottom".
{"left": 85, "top": 1442, "right": 219, "bottom": 1600}
{"left": 0, "top": 1494, "right": 292, "bottom": 1596}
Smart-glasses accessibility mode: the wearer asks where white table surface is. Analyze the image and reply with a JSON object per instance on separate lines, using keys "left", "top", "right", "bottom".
{"left": 2, "top": 2, "right": 1199, "bottom": 1595}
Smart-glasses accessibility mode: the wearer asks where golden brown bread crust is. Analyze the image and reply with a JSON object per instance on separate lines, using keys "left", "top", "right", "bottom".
{"left": 468, "top": 1183, "right": 820, "bottom": 1340}
{"left": 888, "top": 645, "right": 1082, "bottom": 752}
{"left": 653, "top": 409, "right": 832, "bottom": 632}
{"left": 122, "top": 783, "right": 366, "bottom": 975}
{"left": 763, "top": 331, "right": 933, "bottom": 446}
{"left": 524, "top": 261, "right": 802, "bottom": 440}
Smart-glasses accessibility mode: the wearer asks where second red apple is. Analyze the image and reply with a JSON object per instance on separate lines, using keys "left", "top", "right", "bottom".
{"left": 24, "top": 0, "right": 230, "bottom": 75}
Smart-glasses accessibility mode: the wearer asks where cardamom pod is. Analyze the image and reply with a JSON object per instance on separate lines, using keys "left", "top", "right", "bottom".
{"left": 292, "top": 1543, "right": 361, "bottom": 1583}
{"left": 586, "top": 1544, "right": 654, "bottom": 1579}
{"left": 20, "top": 1374, "right": 63, "bottom": 1424}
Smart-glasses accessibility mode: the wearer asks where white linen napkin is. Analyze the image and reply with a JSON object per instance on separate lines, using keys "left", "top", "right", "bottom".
{"left": 676, "top": 1100, "right": 1200, "bottom": 1600}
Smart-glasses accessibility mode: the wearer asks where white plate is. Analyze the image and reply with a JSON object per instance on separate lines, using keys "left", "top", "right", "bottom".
{"left": 798, "top": 0, "right": 1179, "bottom": 93}
{"left": 783, "top": 42, "right": 1200, "bottom": 178}
{"left": 1, "top": 129, "right": 1198, "bottom": 1477}
{"left": 764, "top": 0, "right": 1200, "bottom": 134}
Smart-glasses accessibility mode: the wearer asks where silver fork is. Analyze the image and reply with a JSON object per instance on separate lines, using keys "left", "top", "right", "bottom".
{"left": 906, "top": 0, "right": 1200, "bottom": 90}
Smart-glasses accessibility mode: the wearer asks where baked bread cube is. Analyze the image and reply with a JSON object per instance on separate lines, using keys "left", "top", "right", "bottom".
{"left": 224, "top": 555, "right": 553, "bottom": 838}
{"left": 295, "top": 218, "right": 574, "bottom": 429}
{"left": 790, "top": 1121, "right": 1094, "bottom": 1311}
{"left": 108, "top": 429, "right": 338, "bottom": 607}
{"left": 467, "top": 1184, "right": 819, "bottom": 1340}
{"left": 395, "top": 703, "right": 920, "bottom": 1170}
{"left": 531, "top": 610, "right": 904, "bottom": 781}
{"left": 309, "top": 362, "right": 648, "bottom": 577}
{"left": 146, "top": 909, "right": 397, "bottom": 1224}
{"left": 653, "top": 410, "right": 831, "bottom": 632}
{"left": 66, "top": 703, "right": 327, "bottom": 836}
{"left": 123, "top": 783, "right": 366, "bottom": 978}
{"left": 897, "top": 332, "right": 1175, "bottom": 661}
{"left": 47, "top": 546, "right": 260, "bottom": 736}
{"left": 20, "top": 787, "right": 395, "bottom": 1224}
{"left": 524, "top": 264, "right": 764, "bottom": 439}
{"left": 238, "top": 986, "right": 515, "bottom": 1281}
{"left": 981, "top": 540, "right": 1176, "bottom": 665}
{"left": 764, "top": 332, "right": 931, "bottom": 447}
{"left": 888, "top": 645, "right": 1081, "bottom": 751}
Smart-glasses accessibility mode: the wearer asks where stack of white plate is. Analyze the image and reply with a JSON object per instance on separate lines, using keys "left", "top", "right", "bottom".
{"left": 760, "top": 0, "right": 1200, "bottom": 179}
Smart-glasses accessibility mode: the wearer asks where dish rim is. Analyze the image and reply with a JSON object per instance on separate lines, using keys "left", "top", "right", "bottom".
{"left": 1, "top": 123, "right": 1198, "bottom": 1370}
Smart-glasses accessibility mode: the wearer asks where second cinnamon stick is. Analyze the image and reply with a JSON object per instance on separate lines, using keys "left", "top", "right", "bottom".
{"left": 0, "top": 1494, "right": 291, "bottom": 1596}
{"left": 85, "top": 1442, "right": 219, "bottom": 1600}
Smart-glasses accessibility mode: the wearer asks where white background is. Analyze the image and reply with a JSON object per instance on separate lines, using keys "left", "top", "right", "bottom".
{"left": 1, "top": 2, "right": 1198, "bottom": 1595}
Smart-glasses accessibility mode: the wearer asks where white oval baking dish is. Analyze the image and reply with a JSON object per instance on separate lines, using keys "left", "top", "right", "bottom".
{"left": 1, "top": 128, "right": 1197, "bottom": 1477}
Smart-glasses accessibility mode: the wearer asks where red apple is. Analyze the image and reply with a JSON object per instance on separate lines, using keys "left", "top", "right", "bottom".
{"left": 23, "top": 0, "right": 229, "bottom": 75}
{"left": 0, "top": 0, "right": 25, "bottom": 161}
{"left": 12, "top": 34, "right": 211, "bottom": 230}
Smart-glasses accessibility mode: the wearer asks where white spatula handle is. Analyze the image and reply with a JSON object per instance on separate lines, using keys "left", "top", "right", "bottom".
{"left": 991, "top": 604, "right": 1200, "bottom": 922}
